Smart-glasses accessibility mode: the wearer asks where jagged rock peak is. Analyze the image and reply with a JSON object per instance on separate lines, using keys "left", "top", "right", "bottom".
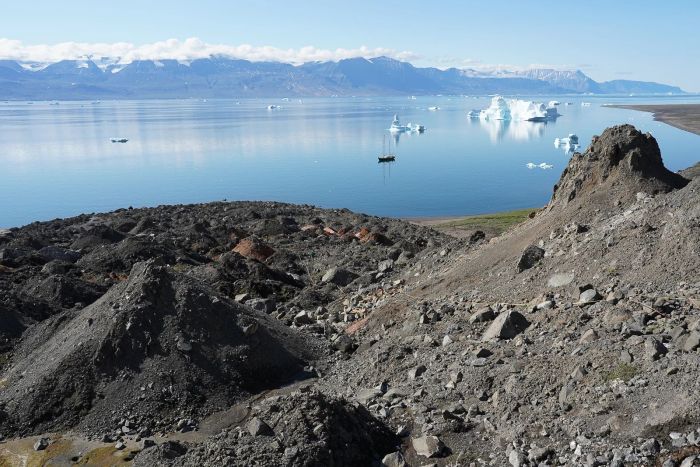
{"left": 549, "top": 124, "right": 688, "bottom": 209}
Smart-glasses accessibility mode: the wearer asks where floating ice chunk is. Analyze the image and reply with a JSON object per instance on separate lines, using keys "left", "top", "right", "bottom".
{"left": 555, "top": 134, "right": 579, "bottom": 147}
{"left": 479, "top": 96, "right": 559, "bottom": 122}
{"left": 526, "top": 162, "right": 552, "bottom": 169}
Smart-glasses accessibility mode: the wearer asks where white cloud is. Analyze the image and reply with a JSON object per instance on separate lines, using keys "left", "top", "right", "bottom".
{"left": 0, "top": 38, "right": 420, "bottom": 65}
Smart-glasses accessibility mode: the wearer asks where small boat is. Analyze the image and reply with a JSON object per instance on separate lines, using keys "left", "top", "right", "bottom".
{"left": 412, "top": 124, "right": 426, "bottom": 133}
{"left": 267, "top": 105, "right": 279, "bottom": 110}
{"left": 378, "top": 135, "right": 396, "bottom": 163}
{"left": 110, "top": 138, "right": 128, "bottom": 143}
{"left": 428, "top": 106, "right": 440, "bottom": 111}
{"left": 467, "top": 110, "right": 480, "bottom": 119}
{"left": 581, "top": 102, "right": 591, "bottom": 107}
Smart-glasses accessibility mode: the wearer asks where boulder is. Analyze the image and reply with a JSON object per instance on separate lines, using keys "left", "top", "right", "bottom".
{"left": 321, "top": 267, "right": 358, "bottom": 286}
{"left": 246, "top": 417, "right": 273, "bottom": 436}
{"left": 517, "top": 245, "right": 545, "bottom": 272}
{"left": 381, "top": 451, "right": 408, "bottom": 467}
{"left": 683, "top": 331, "right": 700, "bottom": 352}
{"left": 412, "top": 435, "right": 443, "bottom": 458}
{"left": 469, "top": 306, "right": 495, "bottom": 324}
{"left": 481, "top": 311, "right": 530, "bottom": 341}
{"left": 233, "top": 237, "right": 275, "bottom": 262}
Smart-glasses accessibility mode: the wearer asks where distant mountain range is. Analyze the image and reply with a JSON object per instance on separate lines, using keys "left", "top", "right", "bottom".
{"left": 0, "top": 56, "right": 685, "bottom": 99}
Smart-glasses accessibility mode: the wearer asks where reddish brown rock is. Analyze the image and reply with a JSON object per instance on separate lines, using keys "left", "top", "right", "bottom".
{"left": 233, "top": 237, "right": 275, "bottom": 262}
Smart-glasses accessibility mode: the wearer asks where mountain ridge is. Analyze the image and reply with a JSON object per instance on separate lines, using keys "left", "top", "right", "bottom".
{"left": 0, "top": 56, "right": 685, "bottom": 99}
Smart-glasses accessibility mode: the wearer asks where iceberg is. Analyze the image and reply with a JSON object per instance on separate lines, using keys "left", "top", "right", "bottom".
{"left": 526, "top": 162, "right": 553, "bottom": 170}
{"left": 554, "top": 134, "right": 580, "bottom": 152}
{"left": 479, "top": 96, "right": 559, "bottom": 122}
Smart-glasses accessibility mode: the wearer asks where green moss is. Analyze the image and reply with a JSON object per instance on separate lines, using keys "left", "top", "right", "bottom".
{"left": 434, "top": 208, "right": 536, "bottom": 235}
{"left": 603, "top": 363, "right": 639, "bottom": 382}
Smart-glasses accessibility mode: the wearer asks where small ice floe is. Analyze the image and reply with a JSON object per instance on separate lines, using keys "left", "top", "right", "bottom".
{"left": 526, "top": 162, "right": 553, "bottom": 170}
{"left": 467, "top": 110, "right": 480, "bottom": 119}
{"left": 428, "top": 106, "right": 440, "bottom": 111}
{"left": 554, "top": 134, "right": 579, "bottom": 147}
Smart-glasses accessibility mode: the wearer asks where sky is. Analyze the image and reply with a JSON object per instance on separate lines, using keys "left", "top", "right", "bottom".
{"left": 1, "top": 0, "right": 698, "bottom": 91}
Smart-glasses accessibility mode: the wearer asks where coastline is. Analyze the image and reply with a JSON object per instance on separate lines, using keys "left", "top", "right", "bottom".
{"left": 605, "top": 103, "right": 700, "bottom": 137}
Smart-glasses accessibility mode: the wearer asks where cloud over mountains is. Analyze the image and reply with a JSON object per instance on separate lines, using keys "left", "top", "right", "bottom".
{"left": 0, "top": 37, "right": 419, "bottom": 65}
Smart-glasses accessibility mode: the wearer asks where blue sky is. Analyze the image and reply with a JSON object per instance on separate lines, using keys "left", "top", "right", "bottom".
{"left": 2, "top": 0, "right": 698, "bottom": 90}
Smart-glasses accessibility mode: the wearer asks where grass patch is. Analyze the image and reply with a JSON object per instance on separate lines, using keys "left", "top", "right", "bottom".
{"left": 603, "top": 363, "right": 639, "bottom": 382}
{"left": 434, "top": 208, "right": 537, "bottom": 235}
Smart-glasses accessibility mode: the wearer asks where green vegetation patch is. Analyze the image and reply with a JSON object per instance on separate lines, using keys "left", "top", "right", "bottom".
{"left": 603, "top": 363, "right": 639, "bottom": 382}
{"left": 434, "top": 208, "right": 536, "bottom": 235}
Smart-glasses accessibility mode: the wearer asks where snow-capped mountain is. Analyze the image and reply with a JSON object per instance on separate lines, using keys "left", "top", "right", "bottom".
{"left": 0, "top": 56, "right": 685, "bottom": 99}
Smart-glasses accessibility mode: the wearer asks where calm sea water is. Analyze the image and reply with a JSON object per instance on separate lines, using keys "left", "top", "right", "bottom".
{"left": 2, "top": 96, "right": 700, "bottom": 228}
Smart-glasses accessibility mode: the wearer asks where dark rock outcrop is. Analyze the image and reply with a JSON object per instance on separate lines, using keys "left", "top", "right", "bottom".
{"left": 0, "top": 260, "right": 316, "bottom": 436}
{"left": 550, "top": 125, "right": 689, "bottom": 210}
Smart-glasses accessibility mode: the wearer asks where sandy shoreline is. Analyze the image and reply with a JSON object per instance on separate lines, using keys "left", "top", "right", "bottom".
{"left": 606, "top": 103, "right": 700, "bottom": 137}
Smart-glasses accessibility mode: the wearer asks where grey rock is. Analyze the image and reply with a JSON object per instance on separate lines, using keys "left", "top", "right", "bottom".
{"left": 481, "top": 311, "right": 530, "bottom": 341}
{"left": 142, "top": 439, "right": 156, "bottom": 449}
{"left": 579, "top": 288, "right": 601, "bottom": 303}
{"left": 246, "top": 417, "right": 273, "bottom": 436}
{"left": 293, "top": 310, "right": 315, "bottom": 326}
{"left": 579, "top": 329, "right": 599, "bottom": 344}
{"left": 559, "top": 382, "right": 575, "bottom": 408}
{"left": 38, "top": 246, "right": 81, "bottom": 263}
{"left": 377, "top": 259, "right": 394, "bottom": 273}
{"left": 517, "top": 245, "right": 545, "bottom": 272}
{"left": 645, "top": 338, "right": 667, "bottom": 360}
{"left": 381, "top": 451, "right": 408, "bottom": 467}
{"left": 683, "top": 331, "right": 700, "bottom": 352}
{"left": 469, "top": 306, "right": 495, "bottom": 324}
{"left": 321, "top": 267, "right": 358, "bottom": 286}
{"left": 412, "top": 435, "right": 443, "bottom": 458}
{"left": 620, "top": 349, "right": 634, "bottom": 363}
{"left": 247, "top": 297, "right": 276, "bottom": 313}
{"left": 509, "top": 449, "right": 526, "bottom": 467}
{"left": 409, "top": 365, "right": 427, "bottom": 380}
{"left": 356, "top": 387, "right": 383, "bottom": 404}
{"left": 548, "top": 272, "right": 575, "bottom": 287}
{"left": 33, "top": 437, "right": 49, "bottom": 451}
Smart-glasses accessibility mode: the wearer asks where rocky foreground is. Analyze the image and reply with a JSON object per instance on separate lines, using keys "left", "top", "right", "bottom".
{"left": 1, "top": 124, "right": 700, "bottom": 466}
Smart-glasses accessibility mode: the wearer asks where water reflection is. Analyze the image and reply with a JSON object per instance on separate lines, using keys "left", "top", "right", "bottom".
{"left": 476, "top": 118, "right": 547, "bottom": 143}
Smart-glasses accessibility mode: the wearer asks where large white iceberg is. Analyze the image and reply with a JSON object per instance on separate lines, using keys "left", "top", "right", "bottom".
{"left": 479, "top": 96, "right": 559, "bottom": 122}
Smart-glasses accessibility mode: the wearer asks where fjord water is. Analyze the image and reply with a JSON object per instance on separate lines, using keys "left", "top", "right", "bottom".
{"left": 1, "top": 96, "right": 699, "bottom": 228}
